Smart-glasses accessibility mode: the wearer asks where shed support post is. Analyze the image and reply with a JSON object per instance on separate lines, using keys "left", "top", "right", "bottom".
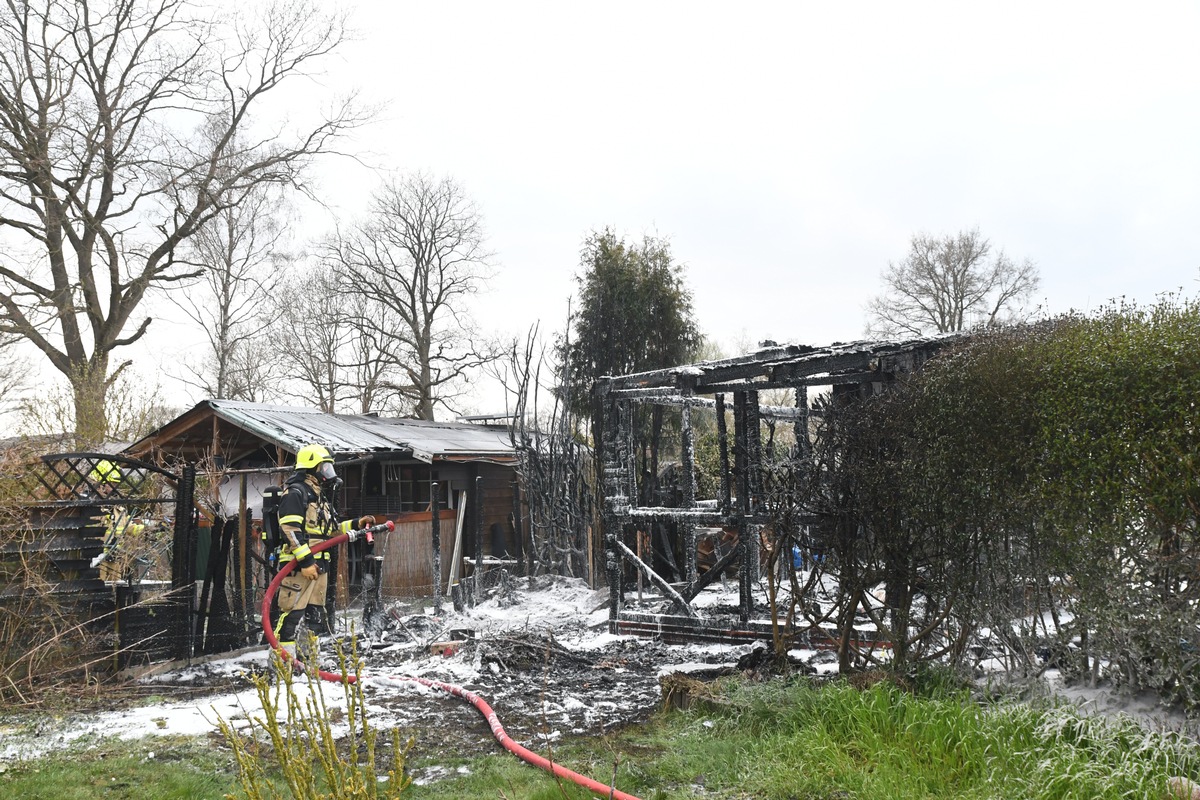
{"left": 171, "top": 463, "right": 197, "bottom": 662}
{"left": 593, "top": 383, "right": 627, "bottom": 628}
{"left": 681, "top": 394, "right": 698, "bottom": 590}
{"left": 472, "top": 474, "right": 483, "bottom": 607}
{"left": 605, "top": 537, "right": 621, "bottom": 627}
{"left": 716, "top": 393, "right": 732, "bottom": 517}
{"left": 431, "top": 481, "right": 442, "bottom": 615}
{"left": 734, "top": 391, "right": 756, "bottom": 626}
{"left": 744, "top": 389, "right": 762, "bottom": 586}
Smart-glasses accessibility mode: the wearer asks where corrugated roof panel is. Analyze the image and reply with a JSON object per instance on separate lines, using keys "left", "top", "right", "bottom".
{"left": 207, "top": 400, "right": 514, "bottom": 460}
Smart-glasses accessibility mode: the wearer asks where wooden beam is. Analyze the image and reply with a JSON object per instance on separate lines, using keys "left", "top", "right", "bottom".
{"left": 610, "top": 536, "right": 698, "bottom": 618}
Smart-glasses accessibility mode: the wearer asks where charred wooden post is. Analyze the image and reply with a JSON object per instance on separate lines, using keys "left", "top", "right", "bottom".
{"left": 431, "top": 481, "right": 442, "bottom": 615}
{"left": 744, "top": 389, "right": 763, "bottom": 585}
{"left": 196, "top": 516, "right": 222, "bottom": 652}
{"left": 325, "top": 531, "right": 340, "bottom": 627}
{"left": 733, "top": 391, "right": 753, "bottom": 625}
{"left": 794, "top": 384, "right": 811, "bottom": 463}
{"left": 684, "top": 546, "right": 739, "bottom": 601}
{"left": 232, "top": 476, "right": 249, "bottom": 642}
{"left": 202, "top": 518, "right": 239, "bottom": 655}
{"left": 363, "top": 548, "right": 385, "bottom": 630}
{"left": 620, "top": 400, "right": 637, "bottom": 503}
{"left": 594, "top": 384, "right": 627, "bottom": 625}
{"left": 611, "top": 538, "right": 697, "bottom": 618}
{"left": 472, "top": 474, "right": 483, "bottom": 605}
{"left": 715, "top": 393, "right": 732, "bottom": 517}
{"left": 605, "top": 534, "right": 622, "bottom": 625}
{"left": 171, "top": 463, "right": 197, "bottom": 662}
{"left": 510, "top": 478, "right": 525, "bottom": 575}
{"left": 681, "top": 392, "right": 698, "bottom": 589}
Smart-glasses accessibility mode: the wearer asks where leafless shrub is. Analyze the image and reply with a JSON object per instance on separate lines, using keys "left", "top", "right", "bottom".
{"left": 493, "top": 324, "right": 593, "bottom": 580}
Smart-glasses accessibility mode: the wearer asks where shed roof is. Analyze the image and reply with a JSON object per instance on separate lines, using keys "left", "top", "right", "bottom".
{"left": 126, "top": 400, "right": 516, "bottom": 465}
{"left": 595, "top": 334, "right": 966, "bottom": 396}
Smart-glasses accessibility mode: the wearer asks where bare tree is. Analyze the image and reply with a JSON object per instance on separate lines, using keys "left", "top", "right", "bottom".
{"left": 324, "top": 173, "right": 494, "bottom": 420}
{"left": 865, "top": 228, "right": 1040, "bottom": 337}
{"left": 271, "top": 261, "right": 416, "bottom": 415}
{"left": 173, "top": 129, "right": 291, "bottom": 401}
{"left": 217, "top": 336, "right": 283, "bottom": 403}
{"left": 341, "top": 300, "right": 410, "bottom": 414}
{"left": 0, "top": 0, "right": 365, "bottom": 444}
{"left": 274, "top": 266, "right": 353, "bottom": 413}
{"left": 17, "top": 369, "right": 178, "bottom": 444}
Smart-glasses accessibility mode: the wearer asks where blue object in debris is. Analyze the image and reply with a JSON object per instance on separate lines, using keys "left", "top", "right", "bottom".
{"left": 792, "top": 546, "right": 825, "bottom": 569}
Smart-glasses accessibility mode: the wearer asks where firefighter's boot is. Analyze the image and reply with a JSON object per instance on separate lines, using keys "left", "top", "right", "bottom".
{"left": 305, "top": 604, "right": 333, "bottom": 636}
{"left": 272, "top": 608, "right": 302, "bottom": 665}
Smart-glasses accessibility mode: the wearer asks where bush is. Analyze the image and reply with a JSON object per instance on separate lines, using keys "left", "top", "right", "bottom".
{"left": 217, "top": 636, "right": 413, "bottom": 799}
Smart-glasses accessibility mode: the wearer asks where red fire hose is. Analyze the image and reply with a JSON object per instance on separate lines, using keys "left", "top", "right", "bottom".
{"left": 260, "top": 529, "right": 643, "bottom": 800}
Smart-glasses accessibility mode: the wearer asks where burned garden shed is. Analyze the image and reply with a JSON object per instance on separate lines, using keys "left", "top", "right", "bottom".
{"left": 593, "top": 336, "right": 959, "bottom": 644}
{"left": 126, "top": 400, "right": 523, "bottom": 645}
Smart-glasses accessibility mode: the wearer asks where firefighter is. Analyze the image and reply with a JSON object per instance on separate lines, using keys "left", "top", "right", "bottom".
{"left": 91, "top": 459, "right": 123, "bottom": 491}
{"left": 273, "top": 444, "right": 374, "bottom": 659}
{"left": 89, "top": 460, "right": 145, "bottom": 582}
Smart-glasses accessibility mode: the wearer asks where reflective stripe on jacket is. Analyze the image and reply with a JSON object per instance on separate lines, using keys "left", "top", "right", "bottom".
{"left": 276, "top": 474, "right": 352, "bottom": 564}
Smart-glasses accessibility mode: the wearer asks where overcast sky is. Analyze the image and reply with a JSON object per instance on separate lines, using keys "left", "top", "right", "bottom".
{"left": 148, "top": 0, "right": 1200, "bottom": 416}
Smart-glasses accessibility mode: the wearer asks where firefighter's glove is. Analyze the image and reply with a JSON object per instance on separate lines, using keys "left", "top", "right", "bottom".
{"left": 357, "top": 515, "right": 376, "bottom": 530}
{"left": 293, "top": 541, "right": 318, "bottom": 578}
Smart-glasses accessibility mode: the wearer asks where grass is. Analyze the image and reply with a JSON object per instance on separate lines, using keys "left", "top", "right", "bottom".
{"left": 0, "top": 734, "right": 238, "bottom": 800}
{"left": 4, "top": 672, "right": 1200, "bottom": 799}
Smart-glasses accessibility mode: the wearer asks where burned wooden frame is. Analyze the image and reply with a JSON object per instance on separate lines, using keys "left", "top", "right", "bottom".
{"left": 592, "top": 337, "right": 957, "bottom": 631}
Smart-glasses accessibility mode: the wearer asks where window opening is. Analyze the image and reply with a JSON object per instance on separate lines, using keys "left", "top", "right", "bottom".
{"left": 383, "top": 464, "right": 443, "bottom": 512}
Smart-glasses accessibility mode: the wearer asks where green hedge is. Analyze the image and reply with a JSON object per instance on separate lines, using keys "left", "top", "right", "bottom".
{"left": 817, "top": 295, "right": 1200, "bottom": 700}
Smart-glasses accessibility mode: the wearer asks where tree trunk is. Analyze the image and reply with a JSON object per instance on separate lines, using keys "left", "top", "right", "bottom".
{"left": 884, "top": 547, "right": 912, "bottom": 668}
{"left": 70, "top": 358, "right": 110, "bottom": 446}
{"left": 417, "top": 343, "right": 435, "bottom": 420}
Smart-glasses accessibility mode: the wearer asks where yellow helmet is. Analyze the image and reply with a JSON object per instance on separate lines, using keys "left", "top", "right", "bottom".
{"left": 295, "top": 444, "right": 333, "bottom": 470}
{"left": 90, "top": 459, "right": 122, "bottom": 484}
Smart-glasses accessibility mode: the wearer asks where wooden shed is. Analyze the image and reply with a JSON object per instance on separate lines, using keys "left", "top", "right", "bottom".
{"left": 125, "top": 400, "right": 523, "bottom": 602}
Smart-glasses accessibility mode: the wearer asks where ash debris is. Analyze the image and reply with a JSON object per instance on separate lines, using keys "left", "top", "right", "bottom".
{"left": 338, "top": 576, "right": 767, "bottom": 752}
{"left": 115, "top": 577, "right": 827, "bottom": 765}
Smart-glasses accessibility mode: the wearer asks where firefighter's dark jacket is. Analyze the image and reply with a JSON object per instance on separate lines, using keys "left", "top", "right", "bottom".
{"left": 276, "top": 472, "right": 357, "bottom": 569}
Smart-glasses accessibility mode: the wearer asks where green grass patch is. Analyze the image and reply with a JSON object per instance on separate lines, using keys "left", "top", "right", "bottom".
{"left": 411, "top": 675, "right": 1200, "bottom": 799}
{"left": 0, "top": 735, "right": 238, "bottom": 800}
